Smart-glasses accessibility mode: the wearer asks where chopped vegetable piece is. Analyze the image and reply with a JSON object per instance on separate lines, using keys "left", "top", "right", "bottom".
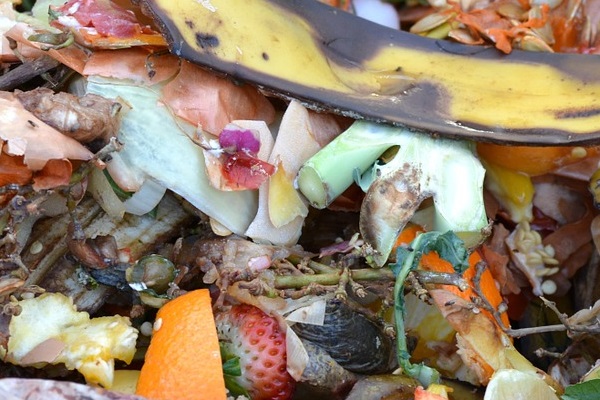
{"left": 297, "top": 121, "right": 398, "bottom": 209}
{"left": 269, "top": 162, "right": 308, "bottom": 227}
{"left": 215, "top": 124, "right": 276, "bottom": 191}
{"left": 3, "top": 292, "right": 138, "bottom": 389}
{"left": 112, "top": 370, "right": 141, "bottom": 395}
{"left": 397, "top": 224, "right": 509, "bottom": 335}
{"left": 245, "top": 100, "right": 340, "bottom": 245}
{"left": 430, "top": 289, "right": 560, "bottom": 388}
{"left": 414, "top": 384, "right": 450, "bottom": 399}
{"left": 298, "top": 121, "right": 488, "bottom": 266}
{"left": 136, "top": 289, "right": 227, "bottom": 400}
{"left": 84, "top": 75, "right": 258, "bottom": 235}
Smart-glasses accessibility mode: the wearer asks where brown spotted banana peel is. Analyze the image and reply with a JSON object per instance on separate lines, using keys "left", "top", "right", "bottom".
{"left": 139, "top": 0, "right": 600, "bottom": 145}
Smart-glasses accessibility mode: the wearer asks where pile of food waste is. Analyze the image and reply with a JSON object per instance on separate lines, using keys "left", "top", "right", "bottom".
{"left": 0, "top": 0, "right": 600, "bottom": 399}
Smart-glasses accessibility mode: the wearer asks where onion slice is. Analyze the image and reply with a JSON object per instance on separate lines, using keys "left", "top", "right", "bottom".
{"left": 124, "top": 178, "right": 166, "bottom": 216}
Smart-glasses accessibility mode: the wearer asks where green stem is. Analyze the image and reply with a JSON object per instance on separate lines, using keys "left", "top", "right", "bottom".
{"left": 297, "top": 121, "right": 404, "bottom": 208}
{"left": 393, "top": 234, "right": 441, "bottom": 387}
{"left": 274, "top": 266, "right": 464, "bottom": 290}
{"left": 287, "top": 255, "right": 337, "bottom": 274}
{"left": 274, "top": 267, "right": 394, "bottom": 288}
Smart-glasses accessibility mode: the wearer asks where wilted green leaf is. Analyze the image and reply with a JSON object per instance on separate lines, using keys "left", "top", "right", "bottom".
{"left": 562, "top": 380, "right": 600, "bottom": 400}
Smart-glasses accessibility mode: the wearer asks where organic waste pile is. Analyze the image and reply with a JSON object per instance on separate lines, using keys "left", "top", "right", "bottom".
{"left": 0, "top": 0, "right": 600, "bottom": 399}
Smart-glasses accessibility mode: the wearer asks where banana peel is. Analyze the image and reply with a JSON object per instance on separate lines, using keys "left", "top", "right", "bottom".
{"left": 138, "top": 0, "right": 600, "bottom": 145}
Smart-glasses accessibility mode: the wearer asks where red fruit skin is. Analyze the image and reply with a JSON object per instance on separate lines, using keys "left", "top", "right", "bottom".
{"left": 216, "top": 304, "right": 295, "bottom": 400}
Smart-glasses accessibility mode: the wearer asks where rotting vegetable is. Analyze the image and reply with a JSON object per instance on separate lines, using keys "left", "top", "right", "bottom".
{"left": 298, "top": 120, "right": 489, "bottom": 266}
{"left": 390, "top": 230, "right": 470, "bottom": 387}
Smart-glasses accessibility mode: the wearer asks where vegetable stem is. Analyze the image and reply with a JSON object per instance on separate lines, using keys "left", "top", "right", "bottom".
{"left": 297, "top": 121, "right": 403, "bottom": 208}
{"left": 390, "top": 230, "right": 470, "bottom": 387}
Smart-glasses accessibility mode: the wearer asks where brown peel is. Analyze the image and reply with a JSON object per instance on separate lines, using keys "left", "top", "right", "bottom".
{"left": 0, "top": 92, "right": 93, "bottom": 171}
{"left": 359, "top": 163, "right": 426, "bottom": 266}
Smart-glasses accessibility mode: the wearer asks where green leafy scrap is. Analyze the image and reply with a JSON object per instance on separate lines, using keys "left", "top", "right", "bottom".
{"left": 220, "top": 342, "right": 250, "bottom": 398}
{"left": 391, "top": 230, "right": 470, "bottom": 277}
{"left": 562, "top": 380, "right": 600, "bottom": 400}
{"left": 390, "top": 230, "right": 470, "bottom": 387}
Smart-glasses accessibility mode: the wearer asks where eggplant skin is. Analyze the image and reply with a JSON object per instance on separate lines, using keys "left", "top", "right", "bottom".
{"left": 292, "top": 300, "right": 396, "bottom": 375}
{"left": 139, "top": 0, "right": 600, "bottom": 145}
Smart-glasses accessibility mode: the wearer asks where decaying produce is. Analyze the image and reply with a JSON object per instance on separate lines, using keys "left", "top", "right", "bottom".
{"left": 139, "top": 0, "right": 600, "bottom": 145}
{"left": 1, "top": 0, "right": 600, "bottom": 399}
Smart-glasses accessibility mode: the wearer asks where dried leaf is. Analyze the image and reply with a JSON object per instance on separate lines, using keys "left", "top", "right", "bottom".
{"left": 5, "top": 23, "right": 89, "bottom": 74}
{"left": 0, "top": 152, "right": 32, "bottom": 187}
{"left": 83, "top": 48, "right": 180, "bottom": 85}
{"left": 32, "top": 158, "right": 72, "bottom": 191}
{"left": 0, "top": 91, "right": 93, "bottom": 171}
{"left": 161, "top": 60, "right": 276, "bottom": 135}
{"left": 16, "top": 87, "right": 121, "bottom": 144}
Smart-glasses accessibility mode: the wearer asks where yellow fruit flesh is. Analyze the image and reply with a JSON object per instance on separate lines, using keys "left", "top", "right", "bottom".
{"left": 144, "top": 0, "right": 600, "bottom": 143}
{"left": 5, "top": 293, "right": 138, "bottom": 389}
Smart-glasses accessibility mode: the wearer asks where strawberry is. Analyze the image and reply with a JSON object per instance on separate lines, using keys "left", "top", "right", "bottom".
{"left": 215, "top": 303, "right": 295, "bottom": 400}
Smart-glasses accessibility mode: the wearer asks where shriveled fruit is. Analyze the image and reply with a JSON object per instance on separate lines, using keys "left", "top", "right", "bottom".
{"left": 215, "top": 303, "right": 295, "bottom": 400}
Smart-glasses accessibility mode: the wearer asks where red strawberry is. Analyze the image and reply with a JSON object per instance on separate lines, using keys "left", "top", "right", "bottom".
{"left": 215, "top": 304, "right": 295, "bottom": 400}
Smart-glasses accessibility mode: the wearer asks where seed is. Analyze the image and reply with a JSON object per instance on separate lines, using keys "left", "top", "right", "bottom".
{"left": 29, "top": 241, "right": 43, "bottom": 255}
{"left": 140, "top": 321, "right": 154, "bottom": 336}
{"left": 541, "top": 280, "right": 557, "bottom": 295}
{"left": 535, "top": 266, "right": 559, "bottom": 277}
{"left": 518, "top": 239, "right": 534, "bottom": 253}
{"left": 516, "top": 226, "right": 526, "bottom": 245}
{"left": 410, "top": 12, "right": 453, "bottom": 34}
{"left": 153, "top": 317, "right": 163, "bottom": 332}
{"left": 542, "top": 257, "right": 560, "bottom": 266}
{"left": 543, "top": 245, "right": 555, "bottom": 258}
{"left": 571, "top": 147, "right": 587, "bottom": 158}
{"left": 530, "top": 230, "right": 542, "bottom": 245}
{"left": 497, "top": 2, "right": 526, "bottom": 19}
{"left": 526, "top": 252, "right": 543, "bottom": 265}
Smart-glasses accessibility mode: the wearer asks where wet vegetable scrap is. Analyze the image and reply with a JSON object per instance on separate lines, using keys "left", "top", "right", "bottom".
{"left": 2, "top": 0, "right": 600, "bottom": 400}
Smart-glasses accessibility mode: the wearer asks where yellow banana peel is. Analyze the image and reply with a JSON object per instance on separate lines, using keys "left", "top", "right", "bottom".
{"left": 138, "top": 0, "right": 600, "bottom": 145}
